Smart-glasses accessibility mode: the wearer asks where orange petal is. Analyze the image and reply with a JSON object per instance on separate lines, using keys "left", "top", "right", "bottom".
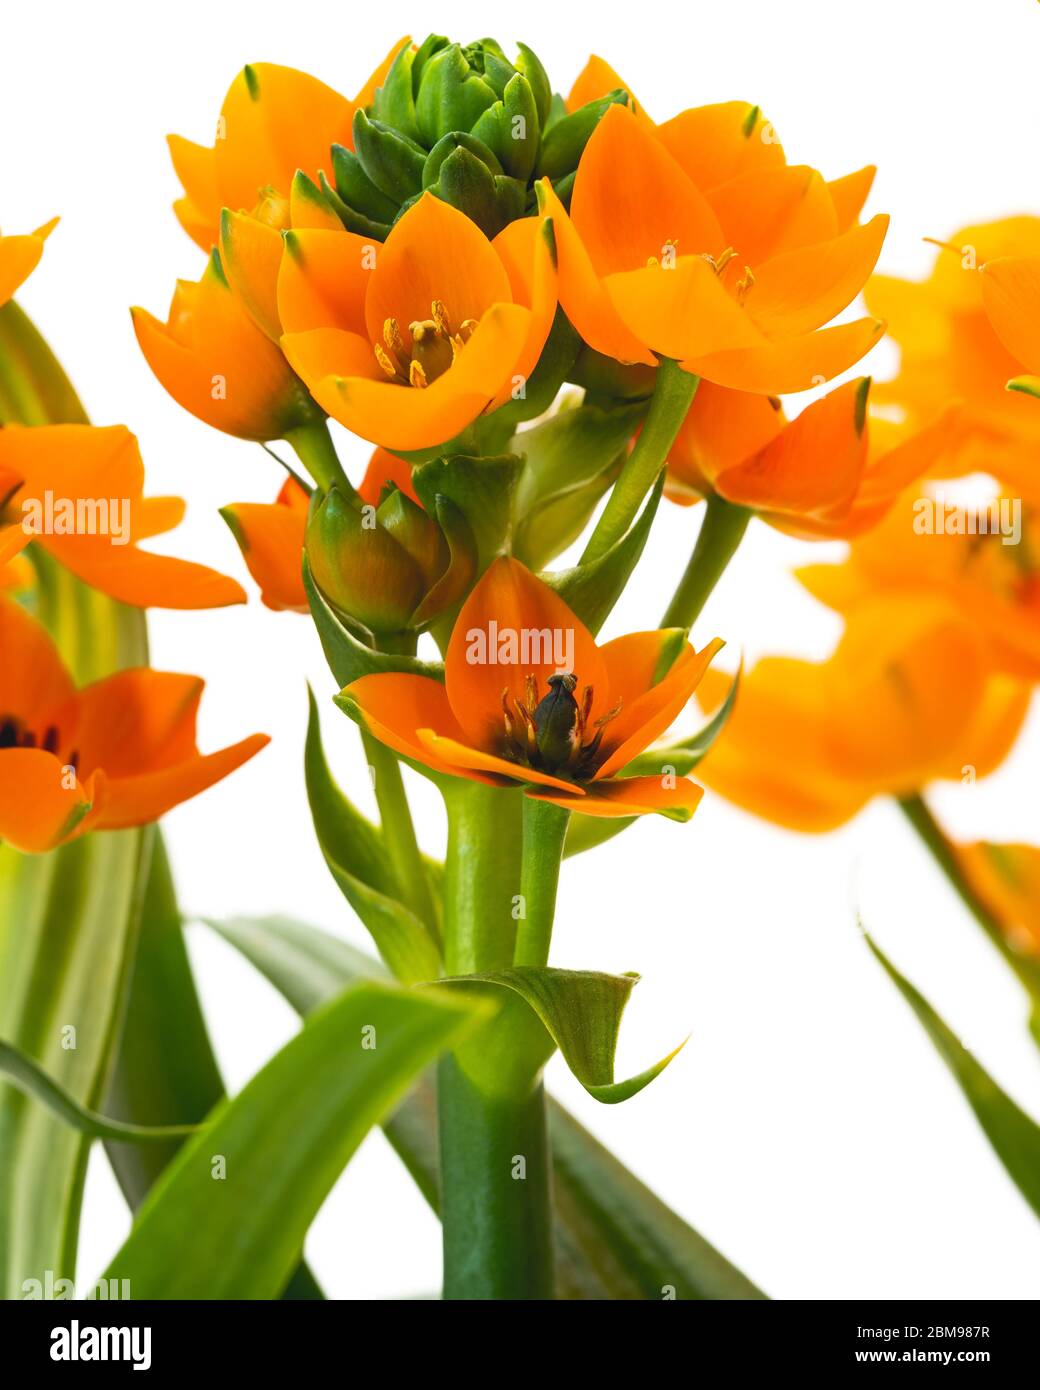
{"left": 222, "top": 486, "right": 308, "bottom": 612}
{"left": 358, "top": 448, "right": 419, "bottom": 506}
{"left": 168, "top": 135, "right": 220, "bottom": 249}
{"left": 220, "top": 210, "right": 284, "bottom": 338}
{"left": 669, "top": 382, "right": 784, "bottom": 495}
{"left": 716, "top": 378, "right": 869, "bottom": 519}
{"left": 595, "top": 636, "right": 724, "bottom": 778}
{"left": 416, "top": 730, "right": 583, "bottom": 794}
{"left": 827, "top": 165, "right": 876, "bottom": 232}
{"left": 41, "top": 536, "right": 246, "bottom": 610}
{"left": 278, "top": 227, "right": 374, "bottom": 334}
{"left": 566, "top": 56, "right": 646, "bottom": 119}
{"left": 683, "top": 316, "right": 885, "bottom": 393}
{"left": 0, "top": 592, "right": 75, "bottom": 718}
{"left": 0, "top": 748, "right": 93, "bottom": 853}
{"left": 364, "top": 193, "right": 512, "bottom": 346}
{"left": 66, "top": 670, "right": 207, "bottom": 774}
{"left": 0, "top": 218, "right": 58, "bottom": 306}
{"left": 935, "top": 674, "right": 1031, "bottom": 782}
{"left": 343, "top": 671, "right": 491, "bottom": 781}
{"left": 487, "top": 216, "right": 558, "bottom": 410}
{"left": 90, "top": 735, "right": 268, "bottom": 831}
{"left": 656, "top": 103, "right": 785, "bottom": 192}
{"left": 570, "top": 105, "right": 724, "bottom": 278}
{"left": 604, "top": 257, "right": 765, "bottom": 361}
{"left": 322, "top": 303, "right": 531, "bottom": 450}
{"left": 445, "top": 556, "right": 607, "bottom": 750}
{"left": 707, "top": 165, "right": 838, "bottom": 265}
{"left": 980, "top": 255, "right": 1040, "bottom": 375}
{"left": 528, "top": 773, "right": 703, "bottom": 820}
{"left": 536, "top": 179, "right": 655, "bottom": 366}
{"left": 747, "top": 215, "right": 889, "bottom": 339}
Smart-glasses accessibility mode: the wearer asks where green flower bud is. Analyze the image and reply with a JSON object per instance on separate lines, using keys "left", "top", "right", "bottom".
{"left": 322, "top": 33, "right": 620, "bottom": 242}
{"left": 305, "top": 484, "right": 476, "bottom": 638}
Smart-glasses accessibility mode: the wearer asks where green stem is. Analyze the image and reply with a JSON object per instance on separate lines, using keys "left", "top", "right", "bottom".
{"left": 361, "top": 730, "right": 437, "bottom": 938}
{"left": 897, "top": 794, "right": 1040, "bottom": 1000}
{"left": 581, "top": 358, "right": 698, "bottom": 563}
{"left": 514, "top": 799, "right": 570, "bottom": 968}
{"left": 438, "top": 782, "right": 554, "bottom": 1298}
{"left": 285, "top": 418, "right": 353, "bottom": 494}
{"left": 661, "top": 493, "right": 750, "bottom": 629}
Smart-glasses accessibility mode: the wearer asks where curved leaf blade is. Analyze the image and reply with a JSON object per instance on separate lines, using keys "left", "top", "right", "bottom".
{"left": 104, "top": 980, "right": 490, "bottom": 1299}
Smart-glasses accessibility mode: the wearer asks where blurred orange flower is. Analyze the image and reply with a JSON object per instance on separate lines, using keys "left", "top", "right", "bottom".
{"left": 0, "top": 423, "right": 245, "bottom": 608}
{"left": 695, "top": 597, "right": 1029, "bottom": 832}
{"left": 0, "top": 595, "right": 268, "bottom": 853}
{"left": 341, "top": 556, "right": 723, "bottom": 819}
{"left": 959, "top": 841, "right": 1040, "bottom": 955}
{"left": 278, "top": 193, "right": 556, "bottom": 451}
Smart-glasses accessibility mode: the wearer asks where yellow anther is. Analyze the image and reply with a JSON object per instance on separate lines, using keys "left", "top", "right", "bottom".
{"left": 735, "top": 266, "right": 755, "bottom": 303}
{"left": 408, "top": 359, "right": 428, "bottom": 389}
{"left": 374, "top": 343, "right": 400, "bottom": 380}
{"left": 431, "top": 299, "right": 452, "bottom": 336}
{"left": 383, "top": 317, "right": 405, "bottom": 357}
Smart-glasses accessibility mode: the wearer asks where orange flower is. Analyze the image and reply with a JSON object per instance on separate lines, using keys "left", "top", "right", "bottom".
{"left": 0, "top": 218, "right": 58, "bottom": 306}
{"left": 168, "top": 45, "right": 406, "bottom": 250}
{"left": 221, "top": 447, "right": 418, "bottom": 613}
{"left": 539, "top": 102, "right": 886, "bottom": 391}
{"left": 0, "top": 594, "right": 268, "bottom": 853}
{"left": 667, "top": 377, "right": 954, "bottom": 538}
{"left": 866, "top": 218, "right": 1040, "bottom": 499}
{"left": 221, "top": 475, "right": 310, "bottom": 613}
{"left": 341, "top": 556, "right": 723, "bottom": 820}
{"left": 979, "top": 253, "right": 1040, "bottom": 387}
{"left": 695, "top": 597, "right": 1029, "bottom": 832}
{"left": 278, "top": 193, "right": 557, "bottom": 451}
{"left": 798, "top": 489, "right": 1040, "bottom": 680}
{"left": 958, "top": 842, "right": 1040, "bottom": 954}
{"left": 133, "top": 251, "right": 322, "bottom": 442}
{"left": 0, "top": 423, "right": 245, "bottom": 608}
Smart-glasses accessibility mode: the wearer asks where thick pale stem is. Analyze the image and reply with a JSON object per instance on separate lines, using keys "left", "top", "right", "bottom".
{"left": 514, "top": 798, "right": 570, "bottom": 968}
{"left": 661, "top": 493, "right": 750, "bottom": 630}
{"left": 361, "top": 731, "right": 438, "bottom": 940}
{"left": 581, "top": 359, "right": 698, "bottom": 564}
{"left": 438, "top": 782, "right": 554, "bottom": 1299}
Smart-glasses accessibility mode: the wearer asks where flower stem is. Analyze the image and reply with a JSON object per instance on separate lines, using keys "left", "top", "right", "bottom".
{"left": 361, "top": 730, "right": 438, "bottom": 941}
{"left": 438, "top": 782, "right": 555, "bottom": 1299}
{"left": 285, "top": 419, "right": 353, "bottom": 495}
{"left": 514, "top": 798, "right": 570, "bottom": 968}
{"left": 580, "top": 358, "right": 698, "bottom": 564}
{"left": 897, "top": 793, "right": 1040, "bottom": 1000}
{"left": 660, "top": 493, "right": 750, "bottom": 629}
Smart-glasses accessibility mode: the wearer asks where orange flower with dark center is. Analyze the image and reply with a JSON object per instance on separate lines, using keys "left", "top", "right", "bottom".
{"left": 341, "top": 557, "right": 723, "bottom": 819}
{"left": 278, "top": 193, "right": 557, "bottom": 451}
{"left": 0, "top": 423, "right": 245, "bottom": 608}
{"left": 0, "top": 595, "right": 268, "bottom": 853}
{"left": 0, "top": 217, "right": 58, "bottom": 305}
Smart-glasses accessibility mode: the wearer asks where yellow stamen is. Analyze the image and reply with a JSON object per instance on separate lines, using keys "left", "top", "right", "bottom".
{"left": 736, "top": 266, "right": 755, "bottom": 303}
{"left": 374, "top": 343, "right": 400, "bottom": 380}
{"left": 409, "top": 359, "right": 428, "bottom": 389}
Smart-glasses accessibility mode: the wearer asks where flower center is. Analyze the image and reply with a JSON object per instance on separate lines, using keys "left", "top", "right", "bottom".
{"left": 500, "top": 672, "right": 622, "bottom": 779}
{"left": 0, "top": 714, "right": 58, "bottom": 753}
{"left": 373, "top": 299, "right": 478, "bottom": 389}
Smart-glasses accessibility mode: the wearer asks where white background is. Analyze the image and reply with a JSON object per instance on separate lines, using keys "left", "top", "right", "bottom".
{"left": 3, "top": 0, "right": 1040, "bottom": 1300}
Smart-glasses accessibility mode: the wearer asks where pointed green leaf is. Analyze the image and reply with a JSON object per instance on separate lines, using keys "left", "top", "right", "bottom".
{"left": 103, "top": 980, "right": 491, "bottom": 1299}
{"left": 208, "top": 913, "right": 765, "bottom": 1298}
{"left": 866, "top": 931, "right": 1040, "bottom": 1218}
{"left": 304, "top": 690, "right": 441, "bottom": 982}
{"left": 411, "top": 453, "right": 523, "bottom": 571}
{"left": 437, "top": 966, "right": 685, "bottom": 1104}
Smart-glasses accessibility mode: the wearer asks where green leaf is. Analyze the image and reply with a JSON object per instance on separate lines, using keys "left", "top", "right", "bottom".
{"left": 536, "top": 91, "right": 628, "bottom": 180}
{"left": 543, "top": 470, "right": 665, "bottom": 634}
{"left": 0, "top": 306, "right": 150, "bottom": 1299}
{"left": 865, "top": 931, "right": 1040, "bottom": 1219}
{"left": 437, "top": 967, "right": 685, "bottom": 1104}
{"left": 304, "top": 690, "right": 442, "bottom": 982}
{"left": 513, "top": 399, "right": 645, "bottom": 570}
{"left": 104, "top": 979, "right": 490, "bottom": 1299}
{"left": 0, "top": 1042, "right": 195, "bottom": 1143}
{"left": 478, "top": 306, "right": 581, "bottom": 441}
{"left": 303, "top": 554, "right": 443, "bottom": 688}
{"left": 208, "top": 913, "right": 765, "bottom": 1298}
